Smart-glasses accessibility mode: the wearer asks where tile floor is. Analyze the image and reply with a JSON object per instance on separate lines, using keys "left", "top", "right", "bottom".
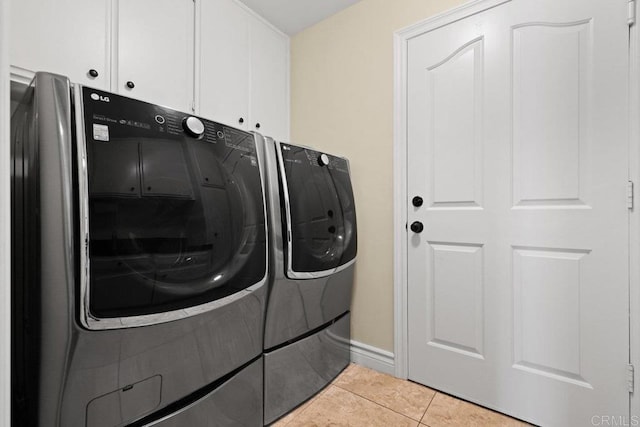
{"left": 272, "top": 363, "right": 531, "bottom": 427}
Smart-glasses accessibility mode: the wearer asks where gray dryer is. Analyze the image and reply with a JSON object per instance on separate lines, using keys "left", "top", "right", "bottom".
{"left": 257, "top": 136, "right": 357, "bottom": 425}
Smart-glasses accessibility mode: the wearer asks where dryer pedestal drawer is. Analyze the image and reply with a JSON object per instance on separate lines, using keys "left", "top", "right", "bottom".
{"left": 264, "top": 312, "right": 350, "bottom": 425}
{"left": 142, "top": 358, "right": 263, "bottom": 427}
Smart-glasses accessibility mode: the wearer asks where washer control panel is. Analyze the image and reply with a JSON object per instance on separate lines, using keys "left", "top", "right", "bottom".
{"left": 81, "top": 86, "right": 252, "bottom": 148}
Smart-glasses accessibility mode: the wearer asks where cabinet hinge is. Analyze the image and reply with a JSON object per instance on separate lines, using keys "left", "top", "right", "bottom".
{"left": 630, "top": 0, "right": 636, "bottom": 26}
{"left": 191, "top": 101, "right": 196, "bottom": 113}
{"left": 628, "top": 181, "right": 634, "bottom": 210}
{"left": 629, "top": 364, "right": 635, "bottom": 393}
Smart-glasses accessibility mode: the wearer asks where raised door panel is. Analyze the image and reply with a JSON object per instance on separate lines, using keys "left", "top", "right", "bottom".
{"left": 512, "top": 22, "right": 591, "bottom": 208}
{"left": 10, "top": 0, "right": 110, "bottom": 88}
{"left": 250, "top": 16, "right": 289, "bottom": 142}
{"left": 426, "top": 39, "right": 483, "bottom": 209}
{"left": 117, "top": 0, "right": 194, "bottom": 112}
{"left": 199, "top": 0, "right": 250, "bottom": 129}
{"left": 428, "top": 242, "right": 484, "bottom": 359}
{"left": 512, "top": 246, "right": 590, "bottom": 387}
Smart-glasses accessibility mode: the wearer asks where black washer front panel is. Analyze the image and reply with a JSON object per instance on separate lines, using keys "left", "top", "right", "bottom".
{"left": 82, "top": 87, "right": 266, "bottom": 318}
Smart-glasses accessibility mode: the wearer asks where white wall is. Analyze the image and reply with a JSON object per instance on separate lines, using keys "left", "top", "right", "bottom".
{"left": 1, "top": 0, "right": 10, "bottom": 424}
{"left": 291, "top": 0, "right": 466, "bottom": 352}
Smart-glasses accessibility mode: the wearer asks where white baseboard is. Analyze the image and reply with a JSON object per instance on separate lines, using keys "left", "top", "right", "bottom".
{"left": 350, "top": 340, "right": 395, "bottom": 376}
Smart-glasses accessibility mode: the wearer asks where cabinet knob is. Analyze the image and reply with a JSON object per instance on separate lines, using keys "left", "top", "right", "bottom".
{"left": 88, "top": 69, "right": 99, "bottom": 78}
{"left": 255, "top": 123, "right": 261, "bottom": 129}
{"left": 238, "top": 117, "right": 244, "bottom": 124}
{"left": 126, "top": 81, "right": 135, "bottom": 89}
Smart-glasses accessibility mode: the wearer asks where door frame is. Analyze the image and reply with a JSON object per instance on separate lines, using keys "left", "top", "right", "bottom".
{"left": 392, "top": 0, "right": 640, "bottom": 416}
{"left": 629, "top": 0, "right": 640, "bottom": 418}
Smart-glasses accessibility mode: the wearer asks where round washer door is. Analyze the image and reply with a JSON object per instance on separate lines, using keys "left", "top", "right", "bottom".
{"left": 83, "top": 89, "right": 266, "bottom": 321}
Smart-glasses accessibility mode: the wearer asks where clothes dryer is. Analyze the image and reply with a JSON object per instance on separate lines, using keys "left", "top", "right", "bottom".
{"left": 11, "top": 73, "right": 267, "bottom": 426}
{"left": 258, "top": 137, "right": 357, "bottom": 424}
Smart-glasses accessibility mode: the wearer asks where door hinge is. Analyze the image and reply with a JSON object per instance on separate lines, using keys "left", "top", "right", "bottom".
{"left": 629, "top": 364, "right": 635, "bottom": 393}
{"left": 630, "top": 0, "right": 636, "bottom": 26}
{"left": 628, "top": 181, "right": 634, "bottom": 210}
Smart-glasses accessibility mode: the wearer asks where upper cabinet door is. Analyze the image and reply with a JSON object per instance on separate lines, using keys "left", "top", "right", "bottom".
{"left": 10, "top": 0, "right": 110, "bottom": 89}
{"left": 117, "top": 0, "right": 195, "bottom": 112}
{"left": 199, "top": 0, "right": 250, "bottom": 129}
{"left": 249, "top": 16, "right": 289, "bottom": 142}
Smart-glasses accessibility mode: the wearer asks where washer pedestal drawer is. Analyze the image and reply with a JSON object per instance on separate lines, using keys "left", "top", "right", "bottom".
{"left": 145, "top": 358, "right": 263, "bottom": 427}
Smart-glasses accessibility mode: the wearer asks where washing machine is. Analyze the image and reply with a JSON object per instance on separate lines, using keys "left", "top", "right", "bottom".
{"left": 11, "top": 72, "right": 268, "bottom": 426}
{"left": 257, "top": 136, "right": 357, "bottom": 424}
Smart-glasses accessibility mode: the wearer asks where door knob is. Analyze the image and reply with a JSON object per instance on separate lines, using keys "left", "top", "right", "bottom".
{"left": 412, "top": 196, "right": 423, "bottom": 207}
{"left": 410, "top": 221, "right": 424, "bottom": 233}
{"left": 126, "top": 81, "right": 135, "bottom": 89}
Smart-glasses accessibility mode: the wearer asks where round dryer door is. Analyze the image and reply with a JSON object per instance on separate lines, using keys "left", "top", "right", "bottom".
{"left": 277, "top": 143, "right": 357, "bottom": 277}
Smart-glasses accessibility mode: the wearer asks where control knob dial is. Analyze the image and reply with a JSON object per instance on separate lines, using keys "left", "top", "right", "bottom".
{"left": 318, "top": 153, "right": 330, "bottom": 166}
{"left": 182, "top": 116, "right": 205, "bottom": 138}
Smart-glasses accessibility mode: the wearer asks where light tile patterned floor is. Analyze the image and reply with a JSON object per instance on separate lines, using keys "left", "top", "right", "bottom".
{"left": 272, "top": 363, "right": 531, "bottom": 427}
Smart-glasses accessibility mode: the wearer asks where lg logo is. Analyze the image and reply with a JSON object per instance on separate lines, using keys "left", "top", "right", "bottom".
{"left": 90, "top": 93, "right": 110, "bottom": 102}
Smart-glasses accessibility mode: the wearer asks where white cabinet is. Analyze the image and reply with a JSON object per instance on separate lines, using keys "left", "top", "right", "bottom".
{"left": 10, "top": 0, "right": 195, "bottom": 111}
{"left": 199, "top": 0, "right": 289, "bottom": 141}
{"left": 117, "top": 0, "right": 195, "bottom": 112}
{"left": 199, "top": 0, "right": 250, "bottom": 129}
{"left": 10, "top": 0, "right": 288, "bottom": 136}
{"left": 10, "top": 0, "right": 111, "bottom": 89}
{"left": 249, "top": 14, "right": 289, "bottom": 142}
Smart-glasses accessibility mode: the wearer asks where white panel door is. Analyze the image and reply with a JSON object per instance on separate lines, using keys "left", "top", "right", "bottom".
{"left": 199, "top": 0, "right": 250, "bottom": 129}
{"left": 10, "top": 0, "right": 110, "bottom": 88}
{"left": 249, "top": 15, "right": 289, "bottom": 142}
{"left": 407, "top": 1, "right": 630, "bottom": 426}
{"left": 117, "top": 0, "right": 194, "bottom": 112}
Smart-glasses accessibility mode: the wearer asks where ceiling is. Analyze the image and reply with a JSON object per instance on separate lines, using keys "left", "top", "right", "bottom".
{"left": 237, "top": 0, "right": 362, "bottom": 35}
